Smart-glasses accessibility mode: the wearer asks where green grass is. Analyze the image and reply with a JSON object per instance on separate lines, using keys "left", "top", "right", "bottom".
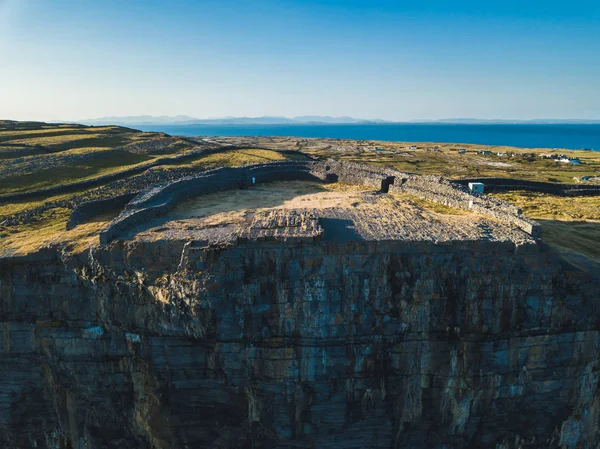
{"left": 491, "top": 191, "right": 600, "bottom": 220}
{"left": 175, "top": 148, "right": 296, "bottom": 167}
{"left": 0, "top": 150, "right": 153, "bottom": 195}
{"left": 0, "top": 207, "right": 113, "bottom": 256}
{"left": 0, "top": 121, "right": 199, "bottom": 196}
{"left": 2, "top": 134, "right": 132, "bottom": 152}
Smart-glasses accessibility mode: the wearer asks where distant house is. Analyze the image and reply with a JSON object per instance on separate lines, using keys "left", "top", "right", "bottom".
{"left": 458, "top": 149, "right": 466, "bottom": 154}
{"left": 468, "top": 182, "right": 484, "bottom": 194}
{"left": 557, "top": 157, "right": 582, "bottom": 165}
{"left": 497, "top": 152, "right": 507, "bottom": 157}
{"left": 479, "top": 150, "right": 492, "bottom": 156}
{"left": 409, "top": 145, "right": 417, "bottom": 150}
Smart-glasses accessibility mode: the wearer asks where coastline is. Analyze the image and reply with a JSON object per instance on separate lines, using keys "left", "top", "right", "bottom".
{"left": 132, "top": 123, "right": 600, "bottom": 151}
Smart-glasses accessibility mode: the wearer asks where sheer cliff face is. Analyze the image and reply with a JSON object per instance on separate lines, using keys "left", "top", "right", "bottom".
{"left": 1, "top": 240, "right": 599, "bottom": 449}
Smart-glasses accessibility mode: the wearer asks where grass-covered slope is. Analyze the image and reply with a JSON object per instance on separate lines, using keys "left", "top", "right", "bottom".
{"left": 0, "top": 121, "right": 193, "bottom": 195}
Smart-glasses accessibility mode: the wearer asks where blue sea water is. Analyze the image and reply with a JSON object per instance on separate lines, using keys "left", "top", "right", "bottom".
{"left": 135, "top": 123, "right": 600, "bottom": 151}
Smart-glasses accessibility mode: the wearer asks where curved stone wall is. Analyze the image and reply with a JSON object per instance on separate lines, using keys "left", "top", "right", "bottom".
{"left": 395, "top": 175, "right": 541, "bottom": 238}
{"left": 98, "top": 162, "right": 326, "bottom": 244}
{"left": 66, "top": 193, "right": 137, "bottom": 230}
{"left": 93, "top": 160, "right": 541, "bottom": 245}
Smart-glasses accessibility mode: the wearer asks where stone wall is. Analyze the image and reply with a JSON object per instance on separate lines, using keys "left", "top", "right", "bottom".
{"left": 315, "top": 159, "right": 408, "bottom": 190}
{"left": 66, "top": 193, "right": 137, "bottom": 230}
{"left": 99, "top": 162, "right": 326, "bottom": 244}
{"left": 395, "top": 175, "right": 541, "bottom": 238}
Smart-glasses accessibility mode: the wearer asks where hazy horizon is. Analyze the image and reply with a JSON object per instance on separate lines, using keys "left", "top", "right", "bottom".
{"left": 76, "top": 115, "right": 600, "bottom": 125}
{"left": 1, "top": 0, "right": 599, "bottom": 122}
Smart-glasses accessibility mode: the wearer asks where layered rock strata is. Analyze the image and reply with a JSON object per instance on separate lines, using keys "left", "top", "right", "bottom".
{"left": 1, "top": 231, "right": 599, "bottom": 448}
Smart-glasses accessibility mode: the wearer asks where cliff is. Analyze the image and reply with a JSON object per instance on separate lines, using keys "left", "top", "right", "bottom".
{"left": 1, "top": 237, "right": 599, "bottom": 449}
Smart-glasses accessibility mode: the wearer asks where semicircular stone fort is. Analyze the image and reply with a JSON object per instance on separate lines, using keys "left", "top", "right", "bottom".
{"left": 93, "top": 160, "right": 541, "bottom": 246}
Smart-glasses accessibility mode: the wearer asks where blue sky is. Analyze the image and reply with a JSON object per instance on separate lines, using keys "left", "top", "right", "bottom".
{"left": 1, "top": 0, "right": 599, "bottom": 121}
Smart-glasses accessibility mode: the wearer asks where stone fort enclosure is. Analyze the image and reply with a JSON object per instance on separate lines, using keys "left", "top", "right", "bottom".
{"left": 75, "top": 160, "right": 540, "bottom": 245}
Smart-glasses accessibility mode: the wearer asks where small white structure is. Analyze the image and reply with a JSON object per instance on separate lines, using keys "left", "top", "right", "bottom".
{"left": 468, "top": 182, "right": 484, "bottom": 194}
{"left": 557, "top": 157, "right": 581, "bottom": 165}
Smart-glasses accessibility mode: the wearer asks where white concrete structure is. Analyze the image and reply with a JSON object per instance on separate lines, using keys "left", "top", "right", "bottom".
{"left": 468, "top": 182, "right": 484, "bottom": 194}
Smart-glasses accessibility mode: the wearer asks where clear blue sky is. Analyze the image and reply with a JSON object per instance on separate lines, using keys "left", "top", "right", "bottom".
{"left": 1, "top": 0, "right": 599, "bottom": 121}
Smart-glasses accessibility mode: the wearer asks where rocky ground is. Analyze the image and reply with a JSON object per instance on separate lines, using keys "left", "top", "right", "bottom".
{"left": 129, "top": 181, "right": 533, "bottom": 246}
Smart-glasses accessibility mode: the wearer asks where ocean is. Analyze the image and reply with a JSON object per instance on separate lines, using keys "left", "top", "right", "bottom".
{"left": 135, "top": 123, "right": 600, "bottom": 151}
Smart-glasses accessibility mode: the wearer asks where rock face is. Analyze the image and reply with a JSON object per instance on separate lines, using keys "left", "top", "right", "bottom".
{"left": 1, "top": 237, "right": 599, "bottom": 449}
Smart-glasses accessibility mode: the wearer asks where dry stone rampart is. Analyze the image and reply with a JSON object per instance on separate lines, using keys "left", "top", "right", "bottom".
{"left": 99, "top": 162, "right": 325, "bottom": 244}
{"left": 66, "top": 193, "right": 136, "bottom": 230}
{"left": 96, "top": 160, "right": 541, "bottom": 244}
{"left": 317, "top": 159, "right": 408, "bottom": 190}
{"left": 398, "top": 175, "right": 540, "bottom": 238}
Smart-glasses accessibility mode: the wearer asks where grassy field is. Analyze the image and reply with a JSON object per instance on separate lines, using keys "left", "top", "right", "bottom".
{"left": 491, "top": 191, "right": 600, "bottom": 220}
{"left": 1, "top": 121, "right": 599, "bottom": 262}
{"left": 0, "top": 121, "right": 198, "bottom": 196}
{"left": 216, "top": 136, "right": 600, "bottom": 183}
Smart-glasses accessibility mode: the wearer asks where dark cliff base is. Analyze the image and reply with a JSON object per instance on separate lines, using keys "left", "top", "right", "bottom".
{"left": 1, "top": 239, "right": 599, "bottom": 449}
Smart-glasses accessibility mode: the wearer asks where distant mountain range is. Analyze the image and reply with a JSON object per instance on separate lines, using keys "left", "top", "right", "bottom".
{"left": 415, "top": 118, "right": 600, "bottom": 124}
{"left": 80, "top": 115, "right": 389, "bottom": 126}
{"left": 78, "top": 116, "right": 600, "bottom": 126}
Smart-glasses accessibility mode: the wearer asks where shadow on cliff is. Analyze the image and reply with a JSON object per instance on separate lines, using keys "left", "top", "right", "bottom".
{"left": 320, "top": 218, "right": 364, "bottom": 242}
{"left": 538, "top": 218, "right": 600, "bottom": 274}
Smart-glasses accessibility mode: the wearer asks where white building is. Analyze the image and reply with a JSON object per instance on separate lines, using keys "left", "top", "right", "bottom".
{"left": 468, "top": 182, "right": 484, "bottom": 194}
